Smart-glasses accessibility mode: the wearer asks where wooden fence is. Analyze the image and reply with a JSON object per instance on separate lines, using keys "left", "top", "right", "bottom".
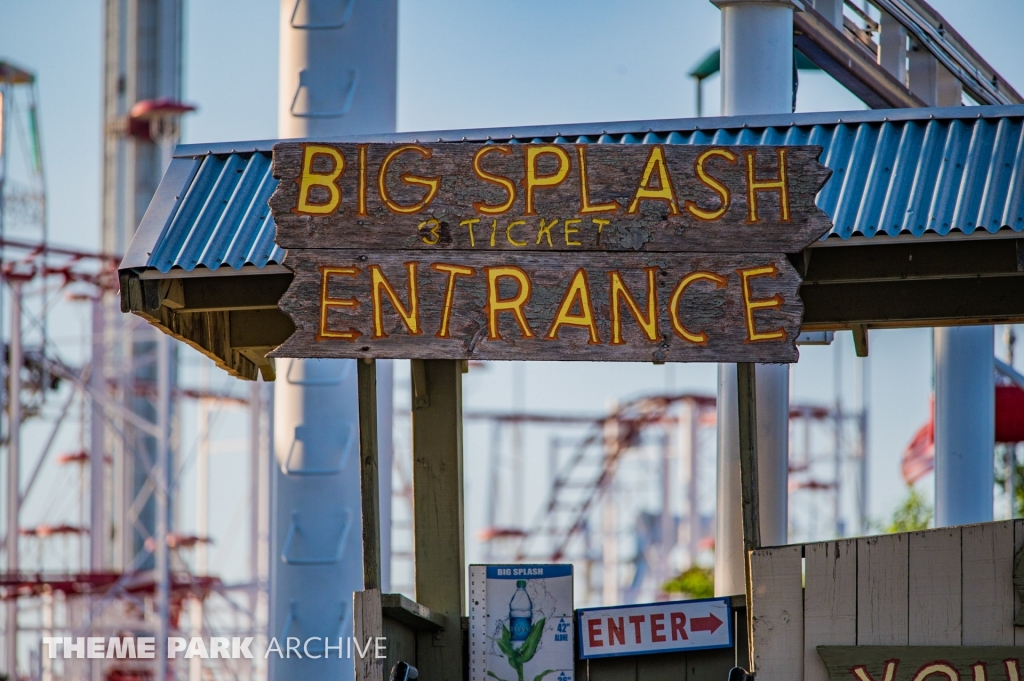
{"left": 750, "top": 519, "right": 1024, "bottom": 681}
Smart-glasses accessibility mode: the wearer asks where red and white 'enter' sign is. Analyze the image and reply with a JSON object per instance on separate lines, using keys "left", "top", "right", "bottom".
{"left": 576, "top": 597, "right": 732, "bottom": 659}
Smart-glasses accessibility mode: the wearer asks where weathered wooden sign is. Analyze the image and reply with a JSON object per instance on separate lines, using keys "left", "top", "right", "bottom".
{"left": 268, "top": 142, "right": 832, "bottom": 362}
{"left": 817, "top": 647, "right": 1023, "bottom": 681}
{"left": 270, "top": 142, "right": 831, "bottom": 253}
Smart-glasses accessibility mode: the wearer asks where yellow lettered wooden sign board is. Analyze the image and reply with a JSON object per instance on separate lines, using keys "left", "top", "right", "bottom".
{"left": 268, "top": 142, "right": 832, "bottom": 362}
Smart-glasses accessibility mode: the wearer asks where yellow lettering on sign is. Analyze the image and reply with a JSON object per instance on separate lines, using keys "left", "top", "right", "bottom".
{"left": 418, "top": 218, "right": 441, "bottom": 245}
{"left": 473, "top": 146, "right": 516, "bottom": 214}
{"left": 546, "top": 268, "right": 600, "bottom": 344}
{"left": 460, "top": 218, "right": 480, "bottom": 247}
{"left": 668, "top": 271, "right": 727, "bottom": 345}
{"left": 296, "top": 145, "right": 344, "bottom": 215}
{"left": 609, "top": 268, "right": 659, "bottom": 345}
{"left": 317, "top": 266, "right": 361, "bottom": 341}
{"left": 851, "top": 661, "right": 899, "bottom": 681}
{"left": 369, "top": 263, "right": 422, "bottom": 339}
{"left": 1004, "top": 660, "right": 1020, "bottom": 681}
{"left": 576, "top": 145, "right": 620, "bottom": 214}
{"left": 685, "top": 148, "right": 736, "bottom": 221}
{"left": 524, "top": 145, "right": 571, "bottom": 216}
{"left": 484, "top": 266, "right": 535, "bottom": 340}
{"left": 627, "top": 145, "right": 680, "bottom": 215}
{"left": 745, "top": 148, "right": 790, "bottom": 223}
{"left": 431, "top": 263, "right": 476, "bottom": 339}
{"left": 378, "top": 145, "right": 440, "bottom": 214}
{"left": 564, "top": 218, "right": 582, "bottom": 246}
{"left": 973, "top": 663, "right": 987, "bottom": 681}
{"left": 737, "top": 264, "right": 785, "bottom": 342}
{"left": 356, "top": 144, "right": 369, "bottom": 217}
{"left": 536, "top": 218, "right": 558, "bottom": 247}
{"left": 506, "top": 220, "right": 528, "bottom": 247}
{"left": 910, "top": 663, "right": 958, "bottom": 681}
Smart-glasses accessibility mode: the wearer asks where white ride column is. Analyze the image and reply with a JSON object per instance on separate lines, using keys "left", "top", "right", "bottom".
{"left": 271, "top": 1, "right": 397, "bottom": 679}
{"left": 711, "top": 0, "right": 799, "bottom": 598}
{"left": 934, "top": 327, "right": 994, "bottom": 526}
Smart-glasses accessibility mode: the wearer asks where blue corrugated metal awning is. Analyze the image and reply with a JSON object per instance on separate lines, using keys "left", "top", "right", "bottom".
{"left": 122, "top": 104, "right": 1024, "bottom": 275}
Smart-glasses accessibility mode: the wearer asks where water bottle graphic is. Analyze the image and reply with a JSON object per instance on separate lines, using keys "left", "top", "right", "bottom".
{"left": 509, "top": 580, "right": 533, "bottom": 641}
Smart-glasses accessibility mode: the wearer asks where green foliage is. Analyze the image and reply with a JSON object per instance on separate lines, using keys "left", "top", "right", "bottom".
{"left": 662, "top": 565, "right": 715, "bottom": 599}
{"left": 994, "top": 444, "right": 1024, "bottom": 517}
{"left": 883, "top": 488, "right": 932, "bottom": 533}
{"left": 492, "top": 619, "right": 548, "bottom": 681}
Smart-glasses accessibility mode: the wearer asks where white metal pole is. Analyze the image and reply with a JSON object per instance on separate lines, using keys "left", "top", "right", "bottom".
{"left": 376, "top": 360, "right": 394, "bottom": 592}
{"left": 197, "top": 369, "right": 209, "bottom": 576}
{"left": 90, "top": 295, "right": 105, "bottom": 571}
{"left": 660, "top": 430, "right": 673, "bottom": 586}
{"left": 155, "top": 333, "right": 171, "bottom": 681}
{"left": 681, "top": 400, "right": 699, "bottom": 566}
{"left": 256, "top": 383, "right": 272, "bottom": 681}
{"left": 41, "top": 589, "right": 53, "bottom": 681}
{"left": 602, "top": 409, "right": 619, "bottom": 605}
{"left": 190, "top": 366, "right": 209, "bottom": 681}
{"left": 934, "top": 326, "right": 995, "bottom": 526}
{"left": 711, "top": 0, "right": 797, "bottom": 598}
{"left": 7, "top": 279, "right": 22, "bottom": 677}
{"left": 856, "top": 355, "right": 870, "bottom": 534}
{"left": 247, "top": 380, "right": 262, "bottom": 681}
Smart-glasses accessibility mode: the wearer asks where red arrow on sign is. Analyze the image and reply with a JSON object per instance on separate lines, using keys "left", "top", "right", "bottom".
{"left": 690, "top": 613, "right": 723, "bottom": 634}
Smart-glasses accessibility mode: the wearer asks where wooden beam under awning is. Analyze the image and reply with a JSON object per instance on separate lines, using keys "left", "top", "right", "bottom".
{"left": 799, "top": 237, "right": 1024, "bottom": 330}
{"left": 119, "top": 269, "right": 293, "bottom": 381}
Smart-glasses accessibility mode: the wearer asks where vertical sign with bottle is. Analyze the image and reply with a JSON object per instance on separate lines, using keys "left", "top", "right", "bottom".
{"left": 469, "top": 565, "right": 575, "bottom": 681}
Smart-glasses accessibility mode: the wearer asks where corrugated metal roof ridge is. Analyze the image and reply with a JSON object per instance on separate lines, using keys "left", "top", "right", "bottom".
{"left": 146, "top": 107, "right": 1024, "bottom": 273}
{"left": 147, "top": 151, "right": 284, "bottom": 273}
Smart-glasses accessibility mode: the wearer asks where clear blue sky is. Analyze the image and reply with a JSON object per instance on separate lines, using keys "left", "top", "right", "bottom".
{"left": 2, "top": 0, "right": 1023, "bottom": 573}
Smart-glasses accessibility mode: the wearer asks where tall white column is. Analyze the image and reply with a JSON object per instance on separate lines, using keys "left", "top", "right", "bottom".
{"left": 934, "top": 327, "right": 995, "bottom": 526}
{"left": 711, "top": 0, "right": 796, "bottom": 598}
{"left": 715, "top": 364, "right": 790, "bottom": 595}
{"left": 271, "top": 2, "right": 397, "bottom": 678}
{"left": 716, "top": 0, "right": 797, "bottom": 116}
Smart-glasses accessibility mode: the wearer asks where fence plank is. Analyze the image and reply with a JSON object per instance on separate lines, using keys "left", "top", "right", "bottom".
{"left": 962, "top": 521, "right": 1014, "bottom": 645}
{"left": 857, "top": 533, "right": 909, "bottom": 645}
{"left": 804, "top": 540, "right": 857, "bottom": 681}
{"left": 908, "top": 527, "right": 961, "bottom": 645}
{"left": 1015, "top": 520, "right": 1024, "bottom": 645}
{"left": 750, "top": 544, "right": 804, "bottom": 681}
{"left": 354, "top": 589, "right": 385, "bottom": 681}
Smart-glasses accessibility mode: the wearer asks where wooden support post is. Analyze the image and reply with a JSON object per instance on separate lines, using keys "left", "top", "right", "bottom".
{"left": 358, "top": 358, "right": 382, "bottom": 591}
{"left": 852, "top": 324, "right": 869, "bottom": 358}
{"left": 356, "top": 359, "right": 385, "bottom": 681}
{"left": 736, "top": 362, "right": 761, "bottom": 672}
{"left": 355, "top": 589, "right": 385, "bottom": 681}
{"left": 411, "top": 359, "right": 465, "bottom": 681}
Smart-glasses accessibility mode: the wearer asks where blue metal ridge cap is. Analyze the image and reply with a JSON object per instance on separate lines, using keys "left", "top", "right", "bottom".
{"left": 812, "top": 224, "right": 1024, "bottom": 247}
{"left": 171, "top": 104, "right": 1024, "bottom": 158}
